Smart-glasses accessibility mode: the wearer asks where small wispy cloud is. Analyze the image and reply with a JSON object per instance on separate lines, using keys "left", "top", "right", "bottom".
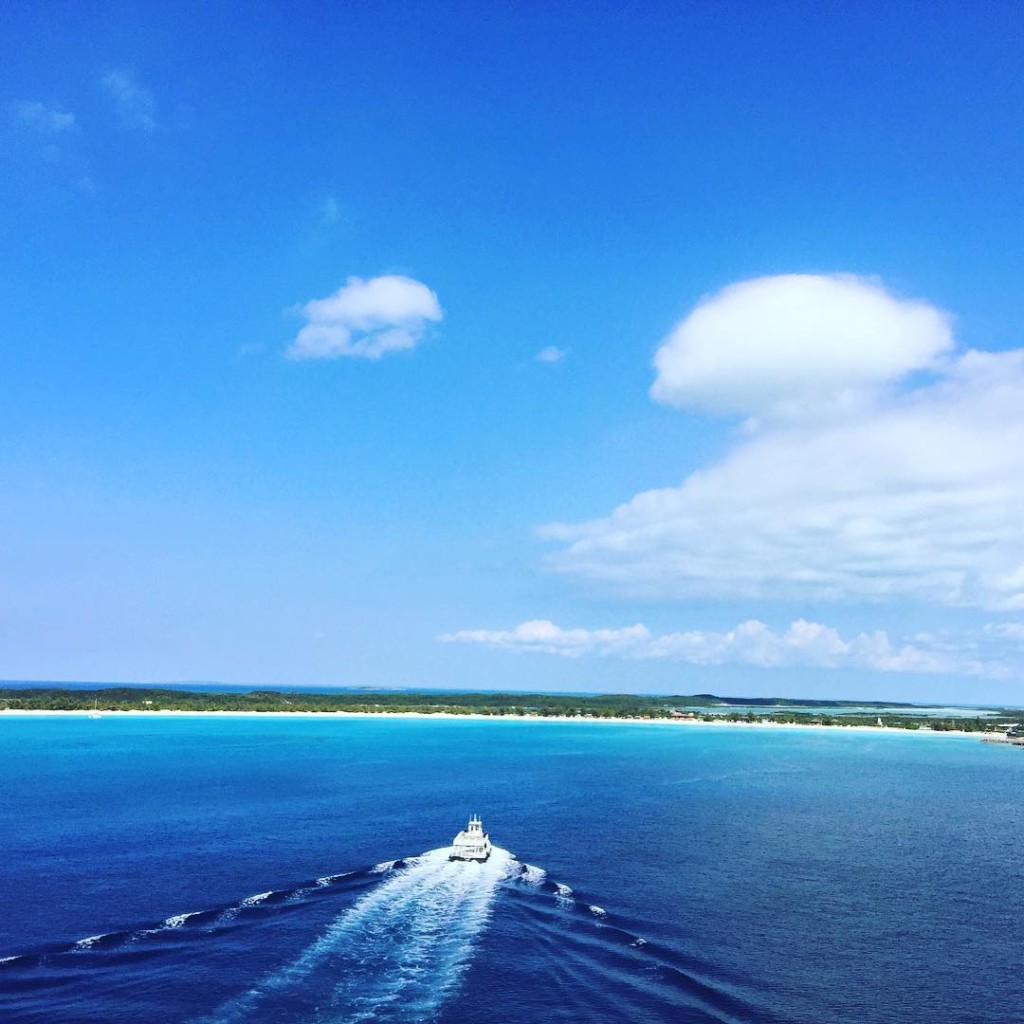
{"left": 235, "top": 341, "right": 268, "bottom": 359}
{"left": 73, "top": 176, "right": 98, "bottom": 198}
{"left": 984, "top": 622, "right": 1024, "bottom": 642}
{"left": 286, "top": 274, "right": 443, "bottom": 361}
{"left": 440, "top": 617, "right": 1000, "bottom": 676}
{"left": 535, "top": 345, "right": 568, "bottom": 364}
{"left": 103, "top": 70, "right": 157, "bottom": 130}
{"left": 321, "top": 196, "right": 341, "bottom": 225}
{"left": 9, "top": 100, "right": 75, "bottom": 133}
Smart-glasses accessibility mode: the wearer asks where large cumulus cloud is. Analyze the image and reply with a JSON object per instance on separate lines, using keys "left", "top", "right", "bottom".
{"left": 544, "top": 275, "right": 1024, "bottom": 611}
{"left": 650, "top": 274, "right": 953, "bottom": 421}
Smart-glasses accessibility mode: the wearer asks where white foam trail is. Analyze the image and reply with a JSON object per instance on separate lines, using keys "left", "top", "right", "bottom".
{"left": 316, "top": 871, "right": 352, "bottom": 887}
{"left": 290, "top": 868, "right": 361, "bottom": 903}
{"left": 589, "top": 905, "right": 607, "bottom": 917}
{"left": 134, "top": 910, "right": 203, "bottom": 939}
{"left": 73, "top": 934, "right": 107, "bottom": 950}
{"left": 328, "top": 847, "right": 514, "bottom": 1022}
{"left": 240, "top": 891, "right": 273, "bottom": 907}
{"left": 206, "top": 846, "right": 514, "bottom": 1024}
{"left": 163, "top": 912, "right": 199, "bottom": 928}
{"left": 554, "top": 881, "right": 574, "bottom": 909}
{"left": 370, "top": 859, "right": 397, "bottom": 873}
{"left": 0, "top": 955, "right": 20, "bottom": 964}
{"left": 215, "top": 888, "right": 276, "bottom": 924}
{"left": 519, "top": 863, "right": 547, "bottom": 886}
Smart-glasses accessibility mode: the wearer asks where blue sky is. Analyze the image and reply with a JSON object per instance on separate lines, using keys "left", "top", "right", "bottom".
{"left": 3, "top": 2, "right": 1024, "bottom": 702}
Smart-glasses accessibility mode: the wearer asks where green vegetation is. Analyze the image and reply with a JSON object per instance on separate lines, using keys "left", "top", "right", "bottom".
{"left": 0, "top": 687, "right": 1020, "bottom": 734}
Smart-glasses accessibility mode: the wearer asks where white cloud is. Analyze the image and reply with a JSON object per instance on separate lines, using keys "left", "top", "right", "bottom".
{"left": 9, "top": 100, "right": 75, "bottom": 133}
{"left": 545, "top": 277, "right": 1024, "bottom": 611}
{"left": 651, "top": 274, "right": 953, "bottom": 421}
{"left": 535, "top": 345, "right": 568, "bottom": 364}
{"left": 103, "top": 70, "right": 157, "bottom": 130}
{"left": 286, "top": 275, "right": 442, "bottom": 361}
{"left": 440, "top": 618, "right": 991, "bottom": 675}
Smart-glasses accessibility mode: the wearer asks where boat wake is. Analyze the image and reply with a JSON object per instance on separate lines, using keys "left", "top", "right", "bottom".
{"left": 0, "top": 848, "right": 770, "bottom": 1024}
{"left": 203, "top": 846, "right": 516, "bottom": 1024}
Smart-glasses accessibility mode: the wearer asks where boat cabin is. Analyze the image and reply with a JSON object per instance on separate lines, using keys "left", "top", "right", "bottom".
{"left": 450, "top": 814, "right": 492, "bottom": 862}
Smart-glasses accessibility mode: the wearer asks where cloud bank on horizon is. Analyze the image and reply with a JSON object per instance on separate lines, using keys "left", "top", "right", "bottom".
{"left": 286, "top": 275, "right": 443, "bottom": 361}
{"left": 440, "top": 617, "right": 999, "bottom": 677}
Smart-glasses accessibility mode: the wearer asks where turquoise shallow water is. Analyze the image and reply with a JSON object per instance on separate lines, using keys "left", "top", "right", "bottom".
{"left": 0, "top": 716, "right": 1021, "bottom": 1023}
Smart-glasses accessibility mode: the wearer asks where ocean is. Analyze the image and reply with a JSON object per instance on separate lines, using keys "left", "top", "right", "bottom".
{"left": 0, "top": 716, "right": 1021, "bottom": 1023}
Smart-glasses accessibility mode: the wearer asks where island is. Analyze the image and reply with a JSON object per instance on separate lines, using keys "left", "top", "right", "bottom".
{"left": 1, "top": 685, "right": 1021, "bottom": 738}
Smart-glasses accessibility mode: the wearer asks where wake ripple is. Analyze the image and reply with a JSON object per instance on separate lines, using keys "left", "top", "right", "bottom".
{"left": 0, "top": 872, "right": 368, "bottom": 968}
{"left": 498, "top": 881, "right": 775, "bottom": 1024}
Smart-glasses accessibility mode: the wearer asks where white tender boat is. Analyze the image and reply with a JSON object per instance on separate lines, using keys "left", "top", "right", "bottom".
{"left": 449, "top": 815, "right": 492, "bottom": 862}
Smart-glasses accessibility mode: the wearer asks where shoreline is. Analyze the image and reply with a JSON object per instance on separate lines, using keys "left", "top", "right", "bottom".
{"left": 0, "top": 708, "right": 987, "bottom": 738}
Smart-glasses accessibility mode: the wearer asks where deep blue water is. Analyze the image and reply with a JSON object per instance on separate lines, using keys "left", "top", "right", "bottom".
{"left": 0, "top": 716, "right": 1021, "bottom": 1023}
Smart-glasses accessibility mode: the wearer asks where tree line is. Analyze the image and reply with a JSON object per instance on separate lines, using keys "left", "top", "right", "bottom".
{"left": 0, "top": 686, "right": 1018, "bottom": 732}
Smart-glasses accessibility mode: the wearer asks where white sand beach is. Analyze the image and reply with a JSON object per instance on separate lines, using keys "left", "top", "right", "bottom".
{"left": 0, "top": 707, "right": 989, "bottom": 738}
